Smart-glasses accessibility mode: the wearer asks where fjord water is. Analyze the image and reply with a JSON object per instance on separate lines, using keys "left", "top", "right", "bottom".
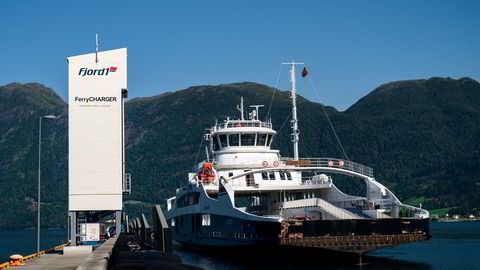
{"left": 1, "top": 222, "right": 478, "bottom": 269}
{"left": 175, "top": 221, "right": 480, "bottom": 270}
{"left": 0, "top": 229, "right": 68, "bottom": 262}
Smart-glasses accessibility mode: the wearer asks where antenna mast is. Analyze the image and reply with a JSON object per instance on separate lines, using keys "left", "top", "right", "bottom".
{"left": 237, "top": 97, "right": 244, "bottom": 120}
{"left": 95, "top": 33, "right": 99, "bottom": 63}
{"left": 282, "top": 61, "right": 304, "bottom": 160}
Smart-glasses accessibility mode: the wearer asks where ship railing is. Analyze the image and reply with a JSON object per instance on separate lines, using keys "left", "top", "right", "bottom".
{"left": 215, "top": 158, "right": 287, "bottom": 169}
{"left": 275, "top": 198, "right": 361, "bottom": 220}
{"left": 213, "top": 120, "right": 272, "bottom": 131}
{"left": 332, "top": 198, "right": 371, "bottom": 210}
{"left": 398, "top": 203, "right": 430, "bottom": 219}
{"left": 280, "top": 157, "right": 374, "bottom": 178}
{"left": 300, "top": 175, "right": 332, "bottom": 185}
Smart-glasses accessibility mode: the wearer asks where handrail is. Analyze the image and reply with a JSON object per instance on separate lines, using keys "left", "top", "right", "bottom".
{"left": 215, "top": 157, "right": 373, "bottom": 179}
{"left": 276, "top": 198, "right": 362, "bottom": 220}
{"left": 213, "top": 120, "right": 272, "bottom": 131}
{"left": 281, "top": 157, "right": 374, "bottom": 178}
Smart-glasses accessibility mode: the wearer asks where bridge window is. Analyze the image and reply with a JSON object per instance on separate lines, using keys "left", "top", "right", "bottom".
{"left": 269, "top": 172, "right": 275, "bottom": 180}
{"left": 213, "top": 136, "right": 219, "bottom": 151}
{"left": 219, "top": 134, "right": 228, "bottom": 148}
{"left": 241, "top": 133, "right": 255, "bottom": 146}
{"left": 229, "top": 134, "right": 239, "bottom": 146}
{"left": 262, "top": 172, "right": 268, "bottom": 180}
{"left": 279, "top": 172, "right": 286, "bottom": 180}
{"left": 177, "top": 192, "right": 200, "bottom": 208}
{"left": 266, "top": 134, "right": 272, "bottom": 146}
{"left": 286, "top": 172, "right": 292, "bottom": 180}
{"left": 202, "top": 214, "right": 211, "bottom": 226}
{"left": 257, "top": 133, "right": 267, "bottom": 146}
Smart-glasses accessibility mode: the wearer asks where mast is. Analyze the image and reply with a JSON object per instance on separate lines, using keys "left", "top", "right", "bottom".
{"left": 237, "top": 97, "right": 244, "bottom": 120}
{"left": 282, "top": 61, "right": 304, "bottom": 160}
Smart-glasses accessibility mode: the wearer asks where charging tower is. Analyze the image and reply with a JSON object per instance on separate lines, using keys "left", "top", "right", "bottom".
{"left": 67, "top": 48, "right": 129, "bottom": 245}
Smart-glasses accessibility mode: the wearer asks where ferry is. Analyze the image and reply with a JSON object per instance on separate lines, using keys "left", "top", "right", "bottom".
{"left": 165, "top": 62, "right": 430, "bottom": 254}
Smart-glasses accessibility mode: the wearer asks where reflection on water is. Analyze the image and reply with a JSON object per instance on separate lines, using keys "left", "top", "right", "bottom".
{"left": 0, "top": 221, "right": 478, "bottom": 269}
{"left": 174, "top": 244, "right": 433, "bottom": 270}
{"left": 176, "top": 221, "right": 480, "bottom": 270}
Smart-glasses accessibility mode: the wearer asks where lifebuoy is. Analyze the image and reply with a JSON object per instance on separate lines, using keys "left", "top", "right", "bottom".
{"left": 339, "top": 160, "right": 344, "bottom": 167}
{"left": 273, "top": 160, "right": 279, "bottom": 167}
{"left": 262, "top": 161, "right": 268, "bottom": 167}
{"left": 328, "top": 160, "right": 333, "bottom": 167}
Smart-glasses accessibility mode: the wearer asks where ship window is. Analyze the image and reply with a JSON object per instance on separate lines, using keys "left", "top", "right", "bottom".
{"left": 229, "top": 134, "right": 239, "bottom": 146}
{"left": 171, "top": 218, "right": 175, "bottom": 227}
{"left": 177, "top": 192, "right": 200, "bottom": 208}
{"left": 241, "top": 133, "right": 255, "bottom": 146}
{"left": 287, "top": 172, "right": 292, "bottom": 180}
{"left": 219, "top": 134, "right": 228, "bottom": 147}
{"left": 257, "top": 133, "right": 267, "bottom": 146}
{"left": 269, "top": 172, "right": 275, "bottom": 180}
{"left": 213, "top": 136, "right": 220, "bottom": 151}
{"left": 262, "top": 172, "right": 268, "bottom": 180}
{"left": 202, "top": 214, "right": 211, "bottom": 226}
{"left": 280, "top": 172, "right": 286, "bottom": 180}
{"left": 266, "top": 134, "right": 272, "bottom": 146}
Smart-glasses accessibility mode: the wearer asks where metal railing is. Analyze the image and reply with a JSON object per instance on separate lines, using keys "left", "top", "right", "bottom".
{"left": 123, "top": 173, "right": 131, "bottom": 194}
{"left": 213, "top": 120, "right": 272, "bottom": 131}
{"left": 281, "top": 158, "right": 374, "bottom": 178}
{"left": 300, "top": 174, "right": 332, "bottom": 186}
{"left": 216, "top": 157, "right": 373, "bottom": 179}
{"left": 276, "top": 198, "right": 362, "bottom": 220}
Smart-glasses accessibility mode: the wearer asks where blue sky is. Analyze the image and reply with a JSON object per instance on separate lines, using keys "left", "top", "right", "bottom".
{"left": 1, "top": 0, "right": 479, "bottom": 110}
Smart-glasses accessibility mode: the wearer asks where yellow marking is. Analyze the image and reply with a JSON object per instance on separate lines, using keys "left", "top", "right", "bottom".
{"left": 0, "top": 243, "right": 70, "bottom": 268}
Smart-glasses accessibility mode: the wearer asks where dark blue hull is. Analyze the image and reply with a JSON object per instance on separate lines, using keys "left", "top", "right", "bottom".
{"left": 169, "top": 213, "right": 281, "bottom": 247}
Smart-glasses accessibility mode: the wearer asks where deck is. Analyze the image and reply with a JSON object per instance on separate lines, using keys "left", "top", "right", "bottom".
{"left": 280, "top": 233, "right": 429, "bottom": 254}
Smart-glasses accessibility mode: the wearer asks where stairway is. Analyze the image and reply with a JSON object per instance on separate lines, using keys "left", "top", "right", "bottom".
{"left": 280, "top": 198, "right": 363, "bottom": 220}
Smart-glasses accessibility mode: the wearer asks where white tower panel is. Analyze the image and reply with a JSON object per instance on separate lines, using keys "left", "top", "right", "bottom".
{"left": 68, "top": 48, "right": 127, "bottom": 211}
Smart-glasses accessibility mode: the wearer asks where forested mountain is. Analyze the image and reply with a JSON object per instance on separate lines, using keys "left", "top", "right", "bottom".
{"left": 1, "top": 77, "right": 479, "bottom": 229}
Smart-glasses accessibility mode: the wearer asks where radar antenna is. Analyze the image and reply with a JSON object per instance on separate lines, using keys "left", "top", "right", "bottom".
{"left": 249, "top": 105, "right": 264, "bottom": 121}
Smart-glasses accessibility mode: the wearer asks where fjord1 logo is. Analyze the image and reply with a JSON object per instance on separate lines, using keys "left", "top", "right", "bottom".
{"left": 78, "top": 67, "right": 118, "bottom": 76}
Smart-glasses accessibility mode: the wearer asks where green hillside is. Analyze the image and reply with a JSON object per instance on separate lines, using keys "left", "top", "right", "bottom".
{"left": 0, "top": 77, "right": 479, "bottom": 229}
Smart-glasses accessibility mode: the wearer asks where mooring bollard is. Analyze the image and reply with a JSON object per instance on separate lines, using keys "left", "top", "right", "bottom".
{"left": 9, "top": 254, "right": 24, "bottom": 266}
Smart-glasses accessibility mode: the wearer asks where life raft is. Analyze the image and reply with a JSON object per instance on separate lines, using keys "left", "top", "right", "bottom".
{"left": 198, "top": 162, "right": 216, "bottom": 183}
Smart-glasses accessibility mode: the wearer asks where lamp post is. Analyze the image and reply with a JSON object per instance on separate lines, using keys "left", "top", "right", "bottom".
{"left": 37, "top": 115, "right": 57, "bottom": 254}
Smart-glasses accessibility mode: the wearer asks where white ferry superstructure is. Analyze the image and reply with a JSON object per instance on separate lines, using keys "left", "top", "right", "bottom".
{"left": 165, "top": 62, "right": 430, "bottom": 252}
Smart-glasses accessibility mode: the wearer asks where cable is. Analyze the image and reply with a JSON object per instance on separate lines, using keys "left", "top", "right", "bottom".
{"left": 307, "top": 75, "right": 350, "bottom": 162}
{"left": 192, "top": 135, "right": 205, "bottom": 172}
{"left": 306, "top": 70, "right": 366, "bottom": 192}
{"left": 297, "top": 110, "right": 345, "bottom": 155}
{"left": 270, "top": 111, "right": 292, "bottom": 145}
{"left": 266, "top": 64, "right": 284, "bottom": 120}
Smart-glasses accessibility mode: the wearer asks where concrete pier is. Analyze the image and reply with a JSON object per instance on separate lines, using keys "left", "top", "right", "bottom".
{"left": 17, "top": 238, "right": 117, "bottom": 270}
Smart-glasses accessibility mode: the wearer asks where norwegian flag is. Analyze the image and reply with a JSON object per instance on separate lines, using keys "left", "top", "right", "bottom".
{"left": 301, "top": 67, "right": 308, "bottom": 78}
{"left": 109, "top": 67, "right": 117, "bottom": 72}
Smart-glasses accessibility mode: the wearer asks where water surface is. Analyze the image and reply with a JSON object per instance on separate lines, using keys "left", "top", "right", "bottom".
{"left": 1, "top": 221, "right": 478, "bottom": 269}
